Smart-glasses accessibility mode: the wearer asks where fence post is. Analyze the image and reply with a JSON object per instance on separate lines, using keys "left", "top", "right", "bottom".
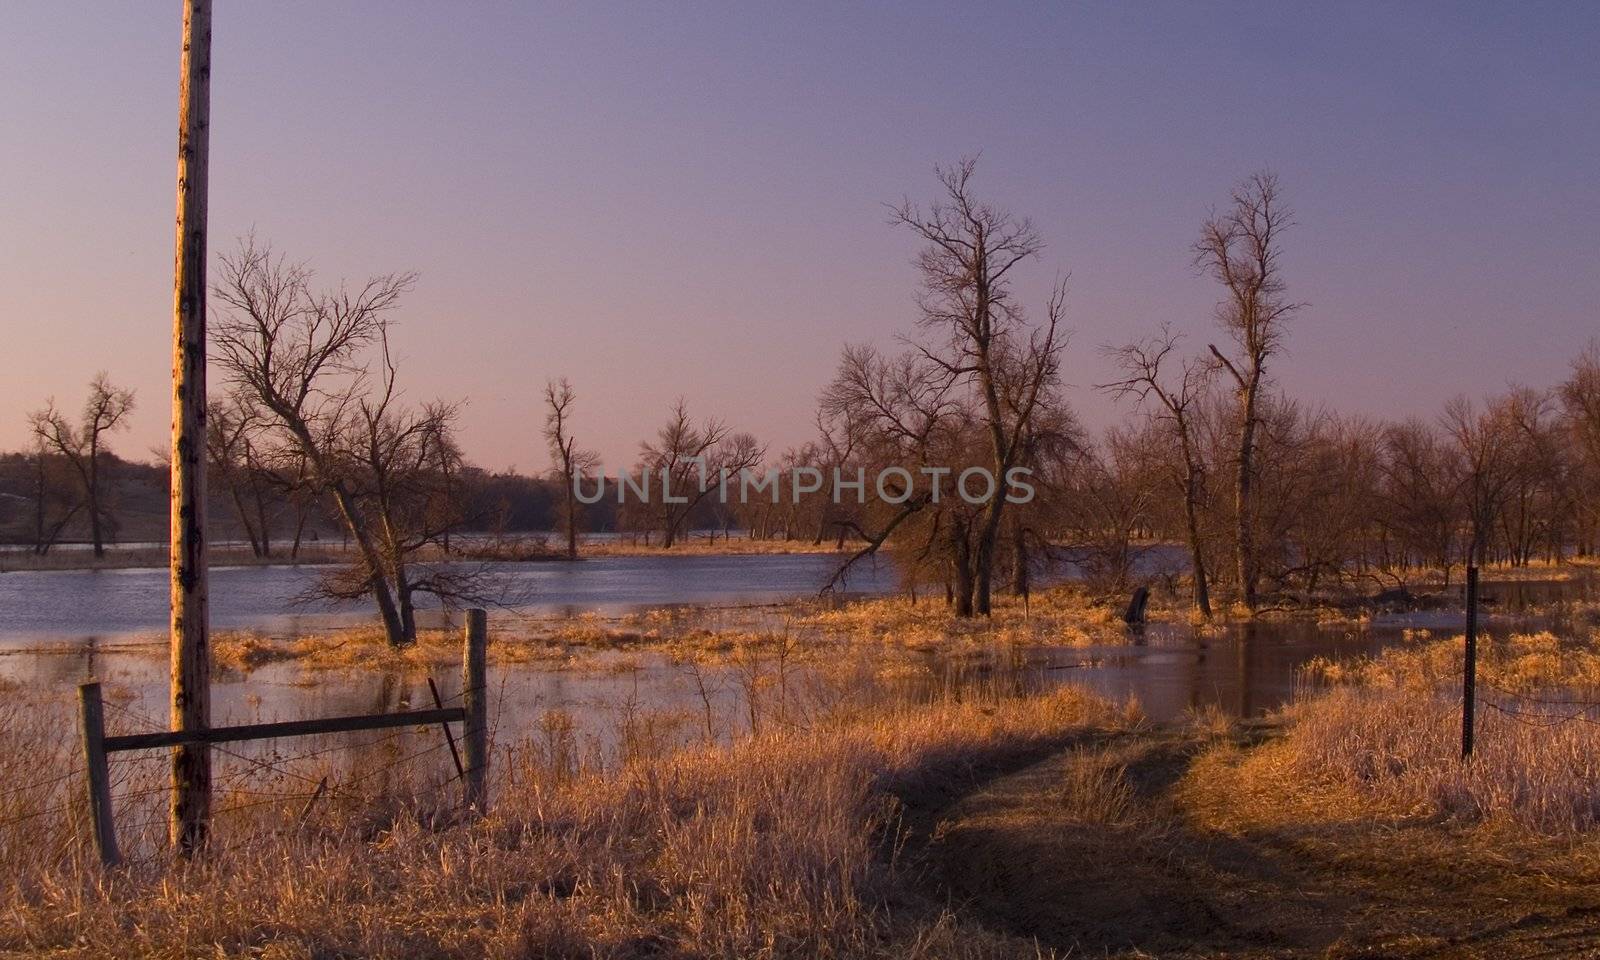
{"left": 462, "top": 608, "right": 488, "bottom": 811}
{"left": 78, "top": 683, "right": 121, "bottom": 867}
{"left": 1461, "top": 564, "right": 1479, "bottom": 759}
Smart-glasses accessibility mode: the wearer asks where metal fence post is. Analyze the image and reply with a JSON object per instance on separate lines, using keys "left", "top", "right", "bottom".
{"left": 462, "top": 608, "right": 488, "bottom": 811}
{"left": 1461, "top": 565, "right": 1479, "bottom": 759}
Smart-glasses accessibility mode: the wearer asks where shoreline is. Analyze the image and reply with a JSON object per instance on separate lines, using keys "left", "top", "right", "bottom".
{"left": 0, "top": 536, "right": 849, "bottom": 573}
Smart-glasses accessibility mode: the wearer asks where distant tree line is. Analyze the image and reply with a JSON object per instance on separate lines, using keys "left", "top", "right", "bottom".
{"left": 10, "top": 160, "right": 1598, "bottom": 632}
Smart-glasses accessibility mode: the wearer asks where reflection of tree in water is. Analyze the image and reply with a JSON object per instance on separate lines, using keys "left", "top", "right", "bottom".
{"left": 1236, "top": 622, "right": 1257, "bottom": 718}
{"left": 346, "top": 669, "right": 419, "bottom": 792}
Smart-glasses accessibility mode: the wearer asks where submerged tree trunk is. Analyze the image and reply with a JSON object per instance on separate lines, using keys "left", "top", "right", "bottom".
{"left": 309, "top": 443, "right": 409, "bottom": 647}
{"left": 397, "top": 579, "right": 417, "bottom": 646}
{"left": 1234, "top": 378, "right": 1260, "bottom": 610}
{"left": 1182, "top": 472, "right": 1212, "bottom": 619}
{"left": 564, "top": 481, "right": 578, "bottom": 560}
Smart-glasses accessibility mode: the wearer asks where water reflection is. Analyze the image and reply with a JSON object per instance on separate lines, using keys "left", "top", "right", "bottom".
{"left": 3, "top": 567, "right": 1594, "bottom": 751}
{"left": 0, "top": 554, "right": 903, "bottom": 646}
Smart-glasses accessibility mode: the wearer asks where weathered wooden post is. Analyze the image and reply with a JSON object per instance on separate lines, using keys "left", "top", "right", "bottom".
{"left": 462, "top": 608, "right": 489, "bottom": 811}
{"left": 170, "top": 0, "right": 213, "bottom": 853}
{"left": 1461, "top": 564, "right": 1479, "bottom": 759}
{"left": 78, "top": 683, "right": 121, "bottom": 867}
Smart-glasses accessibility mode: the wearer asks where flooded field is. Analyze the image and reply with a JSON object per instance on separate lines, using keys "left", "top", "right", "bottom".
{"left": 0, "top": 553, "right": 900, "bottom": 645}
{"left": 5, "top": 552, "right": 1594, "bottom": 761}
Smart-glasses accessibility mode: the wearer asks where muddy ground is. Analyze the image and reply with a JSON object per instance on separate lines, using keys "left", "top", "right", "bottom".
{"left": 900, "top": 728, "right": 1600, "bottom": 959}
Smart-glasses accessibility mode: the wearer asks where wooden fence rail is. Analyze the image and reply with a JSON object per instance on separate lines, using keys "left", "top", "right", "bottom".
{"left": 100, "top": 708, "right": 466, "bottom": 752}
{"left": 79, "top": 608, "right": 490, "bottom": 867}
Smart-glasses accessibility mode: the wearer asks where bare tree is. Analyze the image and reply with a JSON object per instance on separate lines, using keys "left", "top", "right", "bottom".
{"left": 1000, "top": 394, "right": 1084, "bottom": 598}
{"left": 1376, "top": 419, "right": 1462, "bottom": 585}
{"left": 1101, "top": 326, "right": 1215, "bottom": 617}
{"left": 1195, "top": 171, "right": 1300, "bottom": 610}
{"left": 1492, "top": 387, "right": 1570, "bottom": 566}
{"left": 544, "top": 378, "right": 597, "bottom": 560}
{"left": 26, "top": 440, "right": 81, "bottom": 555}
{"left": 1441, "top": 395, "right": 1519, "bottom": 567}
{"left": 1057, "top": 429, "right": 1153, "bottom": 597}
{"left": 889, "top": 157, "right": 1067, "bottom": 615}
{"left": 636, "top": 399, "right": 763, "bottom": 548}
{"left": 817, "top": 343, "right": 959, "bottom": 596}
{"left": 28, "top": 373, "right": 136, "bottom": 557}
{"left": 206, "top": 391, "right": 280, "bottom": 557}
{"left": 1559, "top": 343, "right": 1600, "bottom": 554}
{"left": 212, "top": 237, "right": 483, "bottom": 647}
{"left": 810, "top": 405, "right": 861, "bottom": 547}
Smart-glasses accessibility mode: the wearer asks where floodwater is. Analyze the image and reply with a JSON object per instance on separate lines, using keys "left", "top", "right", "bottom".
{"left": 0, "top": 553, "right": 901, "bottom": 646}
{"left": 1035, "top": 574, "right": 1600, "bottom": 721}
{"left": 2, "top": 554, "right": 1594, "bottom": 763}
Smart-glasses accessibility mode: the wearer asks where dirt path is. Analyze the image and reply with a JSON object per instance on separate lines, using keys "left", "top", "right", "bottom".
{"left": 905, "top": 729, "right": 1600, "bottom": 959}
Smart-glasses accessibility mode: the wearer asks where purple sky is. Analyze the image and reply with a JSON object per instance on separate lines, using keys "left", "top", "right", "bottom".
{"left": 3, "top": 2, "right": 1596, "bottom": 471}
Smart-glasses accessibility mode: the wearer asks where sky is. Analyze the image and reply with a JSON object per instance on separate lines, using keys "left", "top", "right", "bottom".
{"left": 2, "top": 2, "right": 1597, "bottom": 471}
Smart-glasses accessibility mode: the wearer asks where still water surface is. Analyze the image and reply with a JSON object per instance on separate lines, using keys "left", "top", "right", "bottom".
{"left": 1, "top": 556, "right": 1591, "bottom": 744}
{"left": 0, "top": 554, "right": 899, "bottom": 645}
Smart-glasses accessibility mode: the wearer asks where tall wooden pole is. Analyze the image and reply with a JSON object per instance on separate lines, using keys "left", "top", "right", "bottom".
{"left": 170, "top": 0, "right": 212, "bottom": 853}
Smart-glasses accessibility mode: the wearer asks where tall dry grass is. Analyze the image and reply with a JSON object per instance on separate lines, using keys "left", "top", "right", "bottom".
{"left": 0, "top": 673, "right": 1128, "bottom": 957}
{"left": 1285, "top": 631, "right": 1600, "bottom": 834}
{"left": 200, "top": 582, "right": 1145, "bottom": 680}
{"left": 797, "top": 588, "right": 1131, "bottom": 652}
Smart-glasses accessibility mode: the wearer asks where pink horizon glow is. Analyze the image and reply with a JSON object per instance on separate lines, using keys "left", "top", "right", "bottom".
{"left": 3, "top": 3, "right": 1596, "bottom": 472}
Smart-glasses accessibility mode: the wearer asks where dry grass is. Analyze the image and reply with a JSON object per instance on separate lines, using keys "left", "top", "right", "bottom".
{"left": 796, "top": 587, "right": 1132, "bottom": 653}
{"left": 1282, "top": 630, "right": 1600, "bottom": 835}
{"left": 582, "top": 537, "right": 848, "bottom": 557}
{"left": 0, "top": 674, "right": 1127, "bottom": 958}
{"left": 199, "top": 582, "right": 1146, "bottom": 678}
{"left": 1054, "top": 746, "right": 1135, "bottom": 826}
{"left": 1302, "top": 628, "right": 1600, "bottom": 693}
{"left": 211, "top": 624, "right": 578, "bottom": 673}
{"left": 1376, "top": 557, "right": 1595, "bottom": 588}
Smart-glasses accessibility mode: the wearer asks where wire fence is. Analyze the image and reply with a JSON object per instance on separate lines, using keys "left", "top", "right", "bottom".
{"left": 1477, "top": 679, "right": 1600, "bottom": 728}
{"left": 0, "top": 675, "right": 478, "bottom": 868}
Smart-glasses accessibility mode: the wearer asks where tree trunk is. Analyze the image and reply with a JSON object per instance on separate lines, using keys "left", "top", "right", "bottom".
{"left": 397, "top": 580, "right": 417, "bottom": 646}
{"left": 326, "top": 474, "right": 408, "bottom": 647}
{"left": 290, "top": 508, "right": 307, "bottom": 560}
{"left": 563, "top": 477, "right": 578, "bottom": 560}
{"left": 973, "top": 496, "right": 1008, "bottom": 616}
{"left": 1183, "top": 481, "right": 1212, "bottom": 619}
{"left": 1009, "top": 517, "right": 1029, "bottom": 598}
{"left": 31, "top": 454, "right": 46, "bottom": 554}
{"left": 1234, "top": 381, "right": 1260, "bottom": 610}
{"left": 229, "top": 486, "right": 262, "bottom": 556}
{"left": 87, "top": 458, "right": 105, "bottom": 558}
{"left": 254, "top": 484, "right": 272, "bottom": 558}
{"left": 952, "top": 528, "right": 976, "bottom": 618}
